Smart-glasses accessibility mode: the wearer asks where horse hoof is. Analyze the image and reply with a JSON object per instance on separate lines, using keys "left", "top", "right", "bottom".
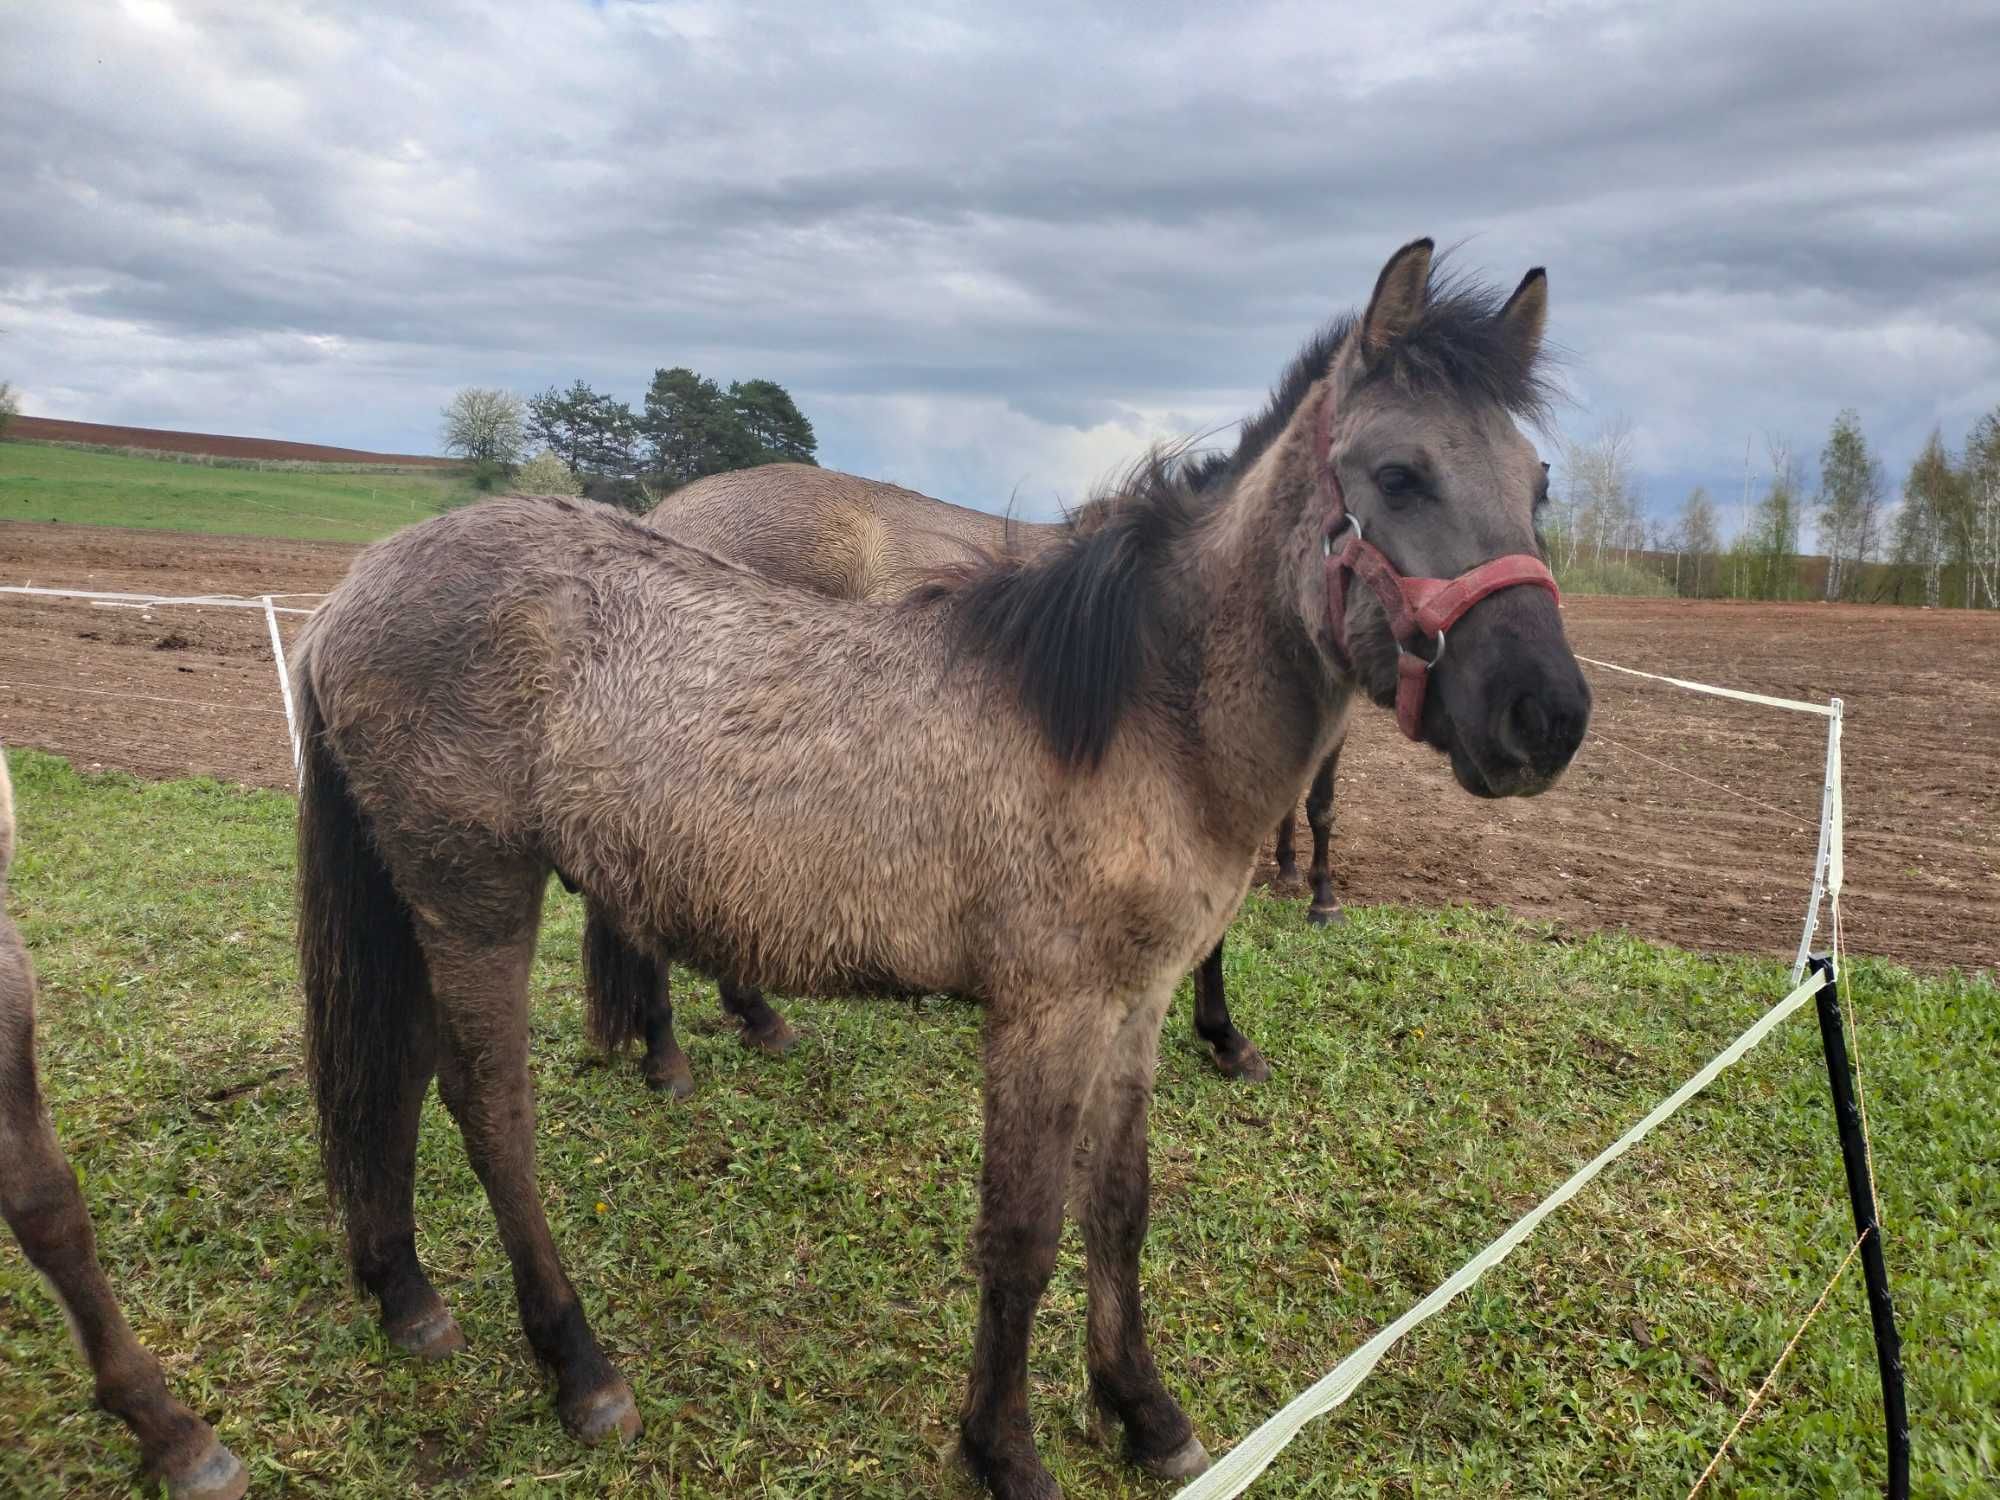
{"left": 1139, "top": 1435, "right": 1212, "bottom": 1481}
{"left": 165, "top": 1440, "right": 250, "bottom": 1500}
{"left": 1213, "top": 1044, "right": 1271, "bottom": 1083}
{"left": 566, "top": 1384, "right": 643, "bottom": 1446}
{"left": 644, "top": 1064, "right": 696, "bottom": 1100}
{"left": 389, "top": 1305, "right": 467, "bottom": 1361}
{"left": 1306, "top": 903, "right": 1345, "bottom": 926}
{"left": 741, "top": 1019, "right": 799, "bottom": 1058}
{"left": 1275, "top": 863, "right": 1300, "bottom": 886}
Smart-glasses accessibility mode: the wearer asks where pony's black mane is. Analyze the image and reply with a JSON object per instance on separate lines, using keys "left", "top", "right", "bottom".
{"left": 944, "top": 260, "right": 1553, "bottom": 770}
{"left": 941, "top": 449, "right": 1207, "bottom": 770}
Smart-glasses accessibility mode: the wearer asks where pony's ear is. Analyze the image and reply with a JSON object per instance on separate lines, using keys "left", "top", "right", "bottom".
{"left": 1360, "top": 238, "right": 1434, "bottom": 359}
{"left": 1499, "top": 267, "right": 1548, "bottom": 364}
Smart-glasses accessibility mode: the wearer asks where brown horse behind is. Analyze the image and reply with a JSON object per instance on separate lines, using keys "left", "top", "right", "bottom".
{"left": 295, "top": 240, "right": 1589, "bottom": 1498}
{"left": 577, "top": 462, "right": 1348, "bottom": 1092}
{"left": 0, "top": 753, "right": 247, "bottom": 1500}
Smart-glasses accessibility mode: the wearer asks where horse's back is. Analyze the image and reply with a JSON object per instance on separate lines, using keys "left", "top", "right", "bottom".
{"left": 648, "top": 464, "right": 1054, "bottom": 602}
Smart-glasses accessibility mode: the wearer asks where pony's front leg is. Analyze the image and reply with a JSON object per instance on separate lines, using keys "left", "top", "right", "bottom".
{"left": 1305, "top": 745, "right": 1345, "bottom": 925}
{"left": 960, "top": 999, "right": 1118, "bottom": 1500}
{"left": 1079, "top": 998, "right": 1207, "bottom": 1479}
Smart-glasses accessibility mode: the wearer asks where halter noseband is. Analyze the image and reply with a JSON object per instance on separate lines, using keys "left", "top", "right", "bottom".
{"left": 1314, "top": 393, "right": 1561, "bottom": 742}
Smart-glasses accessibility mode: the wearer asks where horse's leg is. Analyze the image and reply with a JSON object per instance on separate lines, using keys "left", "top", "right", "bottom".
{"left": 424, "top": 905, "right": 640, "bottom": 1446}
{"left": 581, "top": 904, "right": 691, "bottom": 1099}
{"left": 1190, "top": 938, "right": 1269, "bottom": 1083}
{"left": 718, "top": 977, "right": 798, "bottom": 1057}
{"left": 1305, "top": 743, "right": 1345, "bottom": 925}
{"left": 638, "top": 966, "right": 695, "bottom": 1099}
{"left": 0, "top": 934, "right": 247, "bottom": 1500}
{"left": 960, "top": 999, "right": 1119, "bottom": 1500}
{"left": 1273, "top": 805, "right": 1299, "bottom": 885}
{"left": 1078, "top": 1004, "right": 1206, "bottom": 1480}
{"left": 347, "top": 989, "right": 464, "bottom": 1360}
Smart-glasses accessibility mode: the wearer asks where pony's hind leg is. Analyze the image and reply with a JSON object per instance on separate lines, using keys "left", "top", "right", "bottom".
{"left": 582, "top": 905, "right": 692, "bottom": 1099}
{"left": 1189, "top": 939, "right": 1269, "bottom": 1082}
{"left": 719, "top": 977, "right": 797, "bottom": 1057}
{"left": 1305, "top": 746, "right": 1344, "bottom": 925}
{"left": 1079, "top": 1001, "right": 1206, "bottom": 1480}
{"left": 348, "top": 993, "right": 464, "bottom": 1360}
{"left": 1273, "top": 805, "right": 1299, "bottom": 885}
{"left": 424, "top": 902, "right": 640, "bottom": 1446}
{"left": 0, "top": 929, "right": 247, "bottom": 1499}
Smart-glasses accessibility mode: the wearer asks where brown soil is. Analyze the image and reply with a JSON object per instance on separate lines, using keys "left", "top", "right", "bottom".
{"left": 2, "top": 523, "right": 1993, "bottom": 974}
{"left": 7, "top": 416, "right": 456, "bottom": 466}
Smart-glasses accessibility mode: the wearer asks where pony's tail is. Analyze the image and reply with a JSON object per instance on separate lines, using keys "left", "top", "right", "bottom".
{"left": 582, "top": 903, "right": 658, "bottom": 1055}
{"left": 295, "top": 661, "right": 428, "bottom": 1239}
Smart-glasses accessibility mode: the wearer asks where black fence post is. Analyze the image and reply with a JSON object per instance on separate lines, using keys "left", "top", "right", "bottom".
{"left": 1808, "top": 953, "right": 1909, "bottom": 1499}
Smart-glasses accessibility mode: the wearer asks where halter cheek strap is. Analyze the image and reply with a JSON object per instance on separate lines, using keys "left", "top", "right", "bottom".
{"left": 1314, "top": 393, "right": 1561, "bottom": 741}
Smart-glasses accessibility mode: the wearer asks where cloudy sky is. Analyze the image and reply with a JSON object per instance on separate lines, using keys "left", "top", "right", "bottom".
{"left": 4, "top": 0, "right": 1996, "bottom": 525}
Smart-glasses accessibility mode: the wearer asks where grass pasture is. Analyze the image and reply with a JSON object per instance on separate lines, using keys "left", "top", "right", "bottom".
{"left": 0, "top": 442, "right": 476, "bottom": 543}
{"left": 0, "top": 749, "right": 1994, "bottom": 1497}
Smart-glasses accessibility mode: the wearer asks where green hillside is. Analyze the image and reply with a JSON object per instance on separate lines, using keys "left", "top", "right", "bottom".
{"left": 0, "top": 442, "right": 477, "bottom": 543}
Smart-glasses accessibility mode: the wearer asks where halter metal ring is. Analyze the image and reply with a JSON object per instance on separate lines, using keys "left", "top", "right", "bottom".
{"left": 1321, "top": 512, "right": 1362, "bottom": 556}
{"left": 1398, "top": 628, "right": 1447, "bottom": 667}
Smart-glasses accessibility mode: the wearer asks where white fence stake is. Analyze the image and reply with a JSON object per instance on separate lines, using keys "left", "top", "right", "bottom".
{"left": 1791, "top": 697, "right": 1844, "bottom": 983}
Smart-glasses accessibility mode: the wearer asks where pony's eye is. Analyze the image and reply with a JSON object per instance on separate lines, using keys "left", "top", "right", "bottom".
{"left": 1376, "top": 465, "right": 1418, "bottom": 498}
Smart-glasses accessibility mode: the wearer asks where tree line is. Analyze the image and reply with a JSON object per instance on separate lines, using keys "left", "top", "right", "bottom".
{"left": 439, "top": 369, "right": 817, "bottom": 508}
{"left": 1542, "top": 404, "right": 2000, "bottom": 608}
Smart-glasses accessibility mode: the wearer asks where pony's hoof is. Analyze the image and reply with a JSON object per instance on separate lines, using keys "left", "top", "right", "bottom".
{"left": 1139, "top": 1435, "right": 1212, "bottom": 1481}
{"left": 565, "top": 1384, "right": 643, "bottom": 1446}
{"left": 1275, "top": 862, "right": 1300, "bottom": 887}
{"left": 741, "top": 1019, "right": 799, "bottom": 1057}
{"left": 1213, "top": 1044, "right": 1271, "bottom": 1083}
{"left": 1306, "top": 903, "right": 1345, "bottom": 927}
{"left": 389, "top": 1305, "right": 467, "bottom": 1361}
{"left": 644, "top": 1063, "right": 696, "bottom": 1100}
{"left": 165, "top": 1440, "right": 249, "bottom": 1500}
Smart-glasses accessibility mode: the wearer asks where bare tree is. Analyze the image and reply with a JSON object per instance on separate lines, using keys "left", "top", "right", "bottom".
{"left": 1557, "top": 417, "right": 1638, "bottom": 574}
{"left": 1747, "top": 436, "right": 1804, "bottom": 600}
{"left": 0, "top": 380, "right": 17, "bottom": 438}
{"left": 1893, "top": 428, "right": 1958, "bottom": 608}
{"left": 1816, "top": 409, "right": 1885, "bottom": 601}
{"left": 440, "top": 387, "right": 526, "bottom": 469}
{"left": 1957, "top": 408, "right": 2000, "bottom": 609}
{"left": 1675, "top": 486, "right": 1720, "bottom": 597}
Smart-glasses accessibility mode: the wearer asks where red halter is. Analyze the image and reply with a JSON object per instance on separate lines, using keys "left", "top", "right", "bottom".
{"left": 1314, "top": 395, "right": 1561, "bottom": 742}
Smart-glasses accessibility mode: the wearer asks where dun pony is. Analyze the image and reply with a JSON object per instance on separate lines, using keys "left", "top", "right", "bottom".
{"left": 294, "top": 240, "right": 1587, "bottom": 1498}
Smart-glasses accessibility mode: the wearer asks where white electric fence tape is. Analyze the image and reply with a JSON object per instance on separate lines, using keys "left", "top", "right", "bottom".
{"left": 263, "top": 595, "right": 304, "bottom": 789}
{"left": 0, "top": 584, "right": 319, "bottom": 614}
{"left": 1176, "top": 965, "right": 1833, "bottom": 1499}
{"left": 1182, "top": 658, "right": 1846, "bottom": 1498}
{"left": 1575, "top": 655, "right": 1833, "bottom": 717}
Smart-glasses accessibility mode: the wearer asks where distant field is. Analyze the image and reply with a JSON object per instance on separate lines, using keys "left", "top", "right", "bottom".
{"left": 6, "top": 415, "right": 454, "bottom": 467}
{"left": 0, "top": 442, "right": 476, "bottom": 543}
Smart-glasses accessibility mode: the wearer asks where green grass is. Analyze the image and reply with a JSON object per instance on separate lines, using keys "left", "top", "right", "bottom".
{"left": 1, "top": 749, "right": 1993, "bottom": 1497}
{"left": 0, "top": 443, "right": 477, "bottom": 543}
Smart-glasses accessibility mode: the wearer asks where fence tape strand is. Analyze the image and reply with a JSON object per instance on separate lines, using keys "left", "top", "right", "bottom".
{"left": 1175, "top": 966, "right": 1831, "bottom": 1500}
{"left": 1576, "top": 655, "right": 1834, "bottom": 717}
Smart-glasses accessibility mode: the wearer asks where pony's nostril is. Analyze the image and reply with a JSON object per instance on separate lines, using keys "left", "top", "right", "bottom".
{"left": 1510, "top": 694, "right": 1550, "bottom": 747}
